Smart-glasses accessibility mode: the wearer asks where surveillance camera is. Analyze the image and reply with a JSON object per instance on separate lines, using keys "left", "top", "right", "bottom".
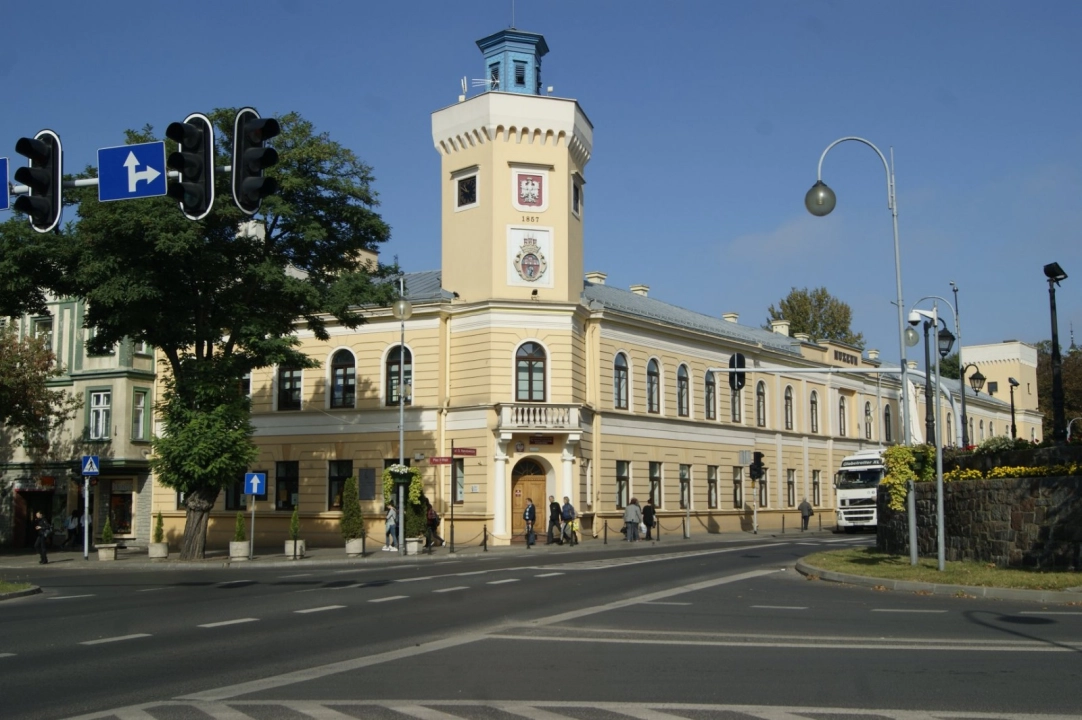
{"left": 1009, "top": 377, "right": 1020, "bottom": 387}
{"left": 907, "top": 311, "right": 921, "bottom": 326}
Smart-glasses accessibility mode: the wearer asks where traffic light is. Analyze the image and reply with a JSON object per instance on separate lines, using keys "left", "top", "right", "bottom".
{"left": 231, "top": 107, "right": 280, "bottom": 215}
{"left": 166, "top": 113, "right": 215, "bottom": 220}
{"left": 13, "top": 130, "right": 63, "bottom": 233}
{"left": 749, "top": 451, "right": 765, "bottom": 481}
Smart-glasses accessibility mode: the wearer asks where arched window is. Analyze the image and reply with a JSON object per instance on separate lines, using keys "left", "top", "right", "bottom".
{"left": 677, "top": 365, "right": 690, "bottom": 417}
{"left": 784, "top": 387, "right": 794, "bottom": 430}
{"left": 731, "top": 388, "right": 742, "bottom": 423}
{"left": 647, "top": 359, "right": 660, "bottom": 413}
{"left": 386, "top": 345, "right": 412, "bottom": 406}
{"left": 810, "top": 391, "right": 819, "bottom": 434}
{"left": 613, "top": 353, "right": 629, "bottom": 410}
{"left": 330, "top": 349, "right": 356, "bottom": 409}
{"left": 515, "top": 342, "right": 546, "bottom": 402}
{"left": 884, "top": 405, "right": 893, "bottom": 443}
{"left": 865, "top": 402, "right": 873, "bottom": 440}
{"left": 705, "top": 372, "right": 716, "bottom": 420}
{"left": 989, "top": 421, "right": 995, "bottom": 437}
{"left": 979, "top": 419, "right": 985, "bottom": 441}
{"left": 755, "top": 382, "right": 767, "bottom": 427}
{"left": 946, "top": 413, "right": 953, "bottom": 445}
{"left": 838, "top": 396, "right": 847, "bottom": 437}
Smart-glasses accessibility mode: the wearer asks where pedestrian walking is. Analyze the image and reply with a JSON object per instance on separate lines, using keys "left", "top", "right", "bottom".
{"left": 384, "top": 503, "right": 398, "bottom": 550}
{"left": 561, "top": 496, "right": 578, "bottom": 546}
{"left": 798, "top": 497, "right": 814, "bottom": 531}
{"left": 63, "top": 510, "right": 79, "bottom": 549}
{"left": 642, "top": 498, "right": 656, "bottom": 540}
{"left": 33, "top": 511, "right": 51, "bottom": 564}
{"left": 623, "top": 497, "right": 642, "bottom": 542}
{"left": 424, "top": 499, "right": 444, "bottom": 549}
{"left": 546, "top": 495, "right": 563, "bottom": 545}
{"left": 523, "top": 498, "right": 537, "bottom": 548}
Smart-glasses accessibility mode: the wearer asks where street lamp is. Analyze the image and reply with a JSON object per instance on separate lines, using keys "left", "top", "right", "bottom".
{"left": 805, "top": 138, "right": 911, "bottom": 447}
{"left": 391, "top": 278, "right": 412, "bottom": 556}
{"left": 959, "top": 363, "right": 986, "bottom": 447}
{"left": 905, "top": 317, "right": 937, "bottom": 443}
{"left": 1008, "top": 377, "right": 1020, "bottom": 439}
{"left": 1044, "top": 262, "right": 1068, "bottom": 443}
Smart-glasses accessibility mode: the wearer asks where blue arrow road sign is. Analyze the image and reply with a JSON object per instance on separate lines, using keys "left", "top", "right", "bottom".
{"left": 1, "top": 157, "right": 8, "bottom": 211}
{"left": 244, "top": 472, "right": 266, "bottom": 496}
{"left": 97, "top": 141, "right": 167, "bottom": 202}
{"left": 81, "top": 455, "right": 100, "bottom": 476}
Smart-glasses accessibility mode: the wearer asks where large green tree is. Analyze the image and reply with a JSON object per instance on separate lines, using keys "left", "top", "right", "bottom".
{"left": 765, "top": 286, "right": 865, "bottom": 348}
{"left": 1035, "top": 340, "right": 1082, "bottom": 440}
{"left": 0, "top": 323, "right": 81, "bottom": 456}
{"left": 50, "top": 109, "right": 397, "bottom": 559}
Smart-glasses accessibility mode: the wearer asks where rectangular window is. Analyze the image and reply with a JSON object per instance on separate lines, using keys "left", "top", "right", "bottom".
{"left": 134, "top": 340, "right": 151, "bottom": 355}
{"left": 707, "top": 466, "right": 718, "bottom": 509}
{"left": 278, "top": 368, "right": 302, "bottom": 411}
{"left": 328, "top": 460, "right": 353, "bottom": 511}
{"left": 572, "top": 182, "right": 581, "bottom": 216}
{"left": 787, "top": 469, "right": 796, "bottom": 507}
{"left": 514, "top": 60, "right": 526, "bottom": 86}
{"left": 457, "top": 174, "right": 477, "bottom": 209}
{"left": 705, "top": 376, "right": 716, "bottom": 420}
{"left": 224, "top": 477, "right": 247, "bottom": 511}
{"left": 176, "top": 491, "right": 186, "bottom": 510}
{"left": 731, "top": 390, "right": 741, "bottom": 423}
{"left": 109, "top": 479, "right": 134, "bottom": 535}
{"left": 276, "top": 461, "right": 299, "bottom": 511}
{"left": 733, "top": 467, "right": 744, "bottom": 508}
{"left": 679, "top": 464, "right": 691, "bottom": 510}
{"left": 488, "top": 63, "right": 500, "bottom": 90}
{"left": 812, "top": 470, "right": 822, "bottom": 506}
{"left": 649, "top": 462, "right": 662, "bottom": 508}
{"left": 90, "top": 390, "right": 111, "bottom": 440}
{"left": 358, "top": 468, "right": 377, "bottom": 501}
{"left": 758, "top": 472, "right": 769, "bottom": 508}
{"left": 239, "top": 373, "right": 251, "bottom": 399}
{"left": 453, "top": 459, "right": 465, "bottom": 503}
{"left": 34, "top": 318, "right": 53, "bottom": 354}
{"left": 616, "top": 461, "right": 629, "bottom": 509}
{"left": 131, "top": 390, "right": 147, "bottom": 441}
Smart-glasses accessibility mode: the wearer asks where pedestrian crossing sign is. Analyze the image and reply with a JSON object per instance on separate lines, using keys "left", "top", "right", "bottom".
{"left": 81, "top": 455, "right": 100, "bottom": 476}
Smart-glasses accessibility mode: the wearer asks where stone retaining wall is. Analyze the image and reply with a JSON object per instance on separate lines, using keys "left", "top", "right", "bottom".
{"left": 877, "top": 476, "right": 1082, "bottom": 568}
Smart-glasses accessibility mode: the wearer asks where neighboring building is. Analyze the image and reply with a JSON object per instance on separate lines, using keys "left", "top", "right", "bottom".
{"left": 0, "top": 299, "right": 155, "bottom": 548}
{"left": 144, "top": 28, "right": 1034, "bottom": 549}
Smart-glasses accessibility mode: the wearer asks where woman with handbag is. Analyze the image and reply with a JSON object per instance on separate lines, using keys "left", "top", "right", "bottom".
{"left": 623, "top": 497, "right": 642, "bottom": 542}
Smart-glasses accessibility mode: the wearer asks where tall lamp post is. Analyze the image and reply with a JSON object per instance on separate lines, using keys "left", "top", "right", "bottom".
{"left": 906, "top": 301, "right": 956, "bottom": 571}
{"left": 959, "top": 363, "right": 986, "bottom": 447}
{"left": 1044, "top": 262, "right": 1068, "bottom": 443}
{"left": 805, "top": 138, "right": 911, "bottom": 447}
{"left": 391, "top": 278, "right": 412, "bottom": 556}
{"left": 1008, "top": 377, "right": 1020, "bottom": 439}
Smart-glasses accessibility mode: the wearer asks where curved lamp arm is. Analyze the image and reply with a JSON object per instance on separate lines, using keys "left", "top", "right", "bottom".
{"left": 816, "top": 137, "right": 894, "bottom": 211}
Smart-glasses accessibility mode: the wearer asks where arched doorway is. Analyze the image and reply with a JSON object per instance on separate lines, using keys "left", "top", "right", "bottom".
{"left": 511, "top": 458, "right": 546, "bottom": 543}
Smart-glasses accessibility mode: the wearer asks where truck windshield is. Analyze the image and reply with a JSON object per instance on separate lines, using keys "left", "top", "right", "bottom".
{"left": 837, "top": 469, "right": 883, "bottom": 489}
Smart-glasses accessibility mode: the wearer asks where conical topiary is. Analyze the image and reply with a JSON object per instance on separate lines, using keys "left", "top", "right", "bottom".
{"left": 340, "top": 476, "right": 364, "bottom": 541}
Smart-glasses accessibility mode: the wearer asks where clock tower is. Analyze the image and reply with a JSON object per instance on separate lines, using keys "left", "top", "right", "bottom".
{"left": 432, "top": 29, "right": 593, "bottom": 304}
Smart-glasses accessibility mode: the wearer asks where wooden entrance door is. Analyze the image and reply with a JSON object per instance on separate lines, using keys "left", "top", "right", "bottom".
{"left": 511, "top": 475, "right": 546, "bottom": 543}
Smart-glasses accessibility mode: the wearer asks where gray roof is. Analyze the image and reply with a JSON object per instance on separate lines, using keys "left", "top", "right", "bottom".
{"left": 400, "top": 270, "right": 455, "bottom": 302}
{"left": 582, "top": 281, "right": 799, "bottom": 355}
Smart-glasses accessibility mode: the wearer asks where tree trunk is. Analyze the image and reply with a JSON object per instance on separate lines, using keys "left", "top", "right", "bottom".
{"left": 179, "top": 488, "right": 218, "bottom": 560}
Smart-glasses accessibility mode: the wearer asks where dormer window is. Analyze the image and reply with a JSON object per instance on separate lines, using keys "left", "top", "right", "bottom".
{"left": 514, "top": 61, "right": 526, "bottom": 87}
{"left": 488, "top": 63, "right": 500, "bottom": 90}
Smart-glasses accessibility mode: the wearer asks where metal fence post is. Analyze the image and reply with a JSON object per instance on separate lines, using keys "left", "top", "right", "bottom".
{"left": 483, "top": 524, "right": 488, "bottom": 552}
{"left": 604, "top": 520, "right": 608, "bottom": 544}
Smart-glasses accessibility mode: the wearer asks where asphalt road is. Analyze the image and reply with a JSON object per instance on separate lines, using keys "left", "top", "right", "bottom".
{"left": 3, "top": 535, "right": 1081, "bottom": 720}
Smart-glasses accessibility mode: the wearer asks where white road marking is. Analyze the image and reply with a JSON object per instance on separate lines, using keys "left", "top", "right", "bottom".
{"left": 279, "top": 573, "right": 313, "bottom": 579}
{"left": 1019, "top": 611, "right": 1082, "bottom": 616}
{"left": 641, "top": 601, "right": 692, "bottom": 606}
{"left": 369, "top": 595, "right": 408, "bottom": 603}
{"left": 0, "top": 653, "right": 15, "bottom": 658}
{"left": 535, "top": 572, "right": 564, "bottom": 577}
{"left": 487, "top": 579, "right": 519, "bottom": 585}
{"left": 433, "top": 586, "right": 468, "bottom": 593}
{"left": 295, "top": 605, "right": 346, "bottom": 614}
{"left": 199, "top": 618, "right": 259, "bottom": 628}
{"left": 329, "top": 582, "right": 366, "bottom": 590}
{"left": 136, "top": 587, "right": 171, "bottom": 593}
{"left": 48, "top": 594, "right": 95, "bottom": 600}
{"left": 397, "top": 575, "right": 437, "bottom": 583}
{"left": 871, "top": 609, "right": 948, "bottom": 614}
{"left": 217, "top": 580, "right": 253, "bottom": 586}
{"left": 456, "top": 570, "right": 489, "bottom": 576}
{"left": 80, "top": 634, "right": 152, "bottom": 645}
{"left": 751, "top": 605, "right": 807, "bottom": 610}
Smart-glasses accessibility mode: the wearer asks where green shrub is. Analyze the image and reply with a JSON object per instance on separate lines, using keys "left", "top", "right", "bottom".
{"left": 153, "top": 511, "right": 164, "bottom": 544}
{"left": 340, "top": 475, "right": 365, "bottom": 541}
{"left": 101, "top": 516, "right": 114, "bottom": 544}
{"left": 289, "top": 508, "right": 300, "bottom": 541}
{"left": 974, "top": 435, "right": 1022, "bottom": 455}
{"left": 881, "top": 445, "right": 916, "bottom": 511}
{"left": 233, "top": 512, "right": 246, "bottom": 542}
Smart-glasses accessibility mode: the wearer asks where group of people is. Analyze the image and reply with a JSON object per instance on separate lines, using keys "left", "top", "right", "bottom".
{"left": 522, "top": 495, "right": 578, "bottom": 548}
{"left": 30, "top": 509, "right": 92, "bottom": 565}
{"left": 382, "top": 498, "right": 444, "bottom": 551}
{"left": 621, "top": 497, "right": 656, "bottom": 541}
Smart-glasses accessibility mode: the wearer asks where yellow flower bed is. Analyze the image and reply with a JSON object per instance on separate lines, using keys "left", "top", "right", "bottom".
{"left": 884, "top": 457, "right": 1079, "bottom": 511}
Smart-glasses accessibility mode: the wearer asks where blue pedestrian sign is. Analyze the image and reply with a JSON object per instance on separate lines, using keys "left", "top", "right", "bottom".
{"left": 244, "top": 472, "right": 266, "bottom": 496}
{"left": 0, "top": 157, "right": 8, "bottom": 211}
{"left": 81, "top": 455, "right": 100, "bottom": 476}
{"left": 97, "top": 141, "right": 167, "bottom": 202}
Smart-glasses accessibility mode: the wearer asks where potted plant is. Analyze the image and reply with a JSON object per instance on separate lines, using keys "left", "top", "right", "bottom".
{"left": 229, "top": 512, "right": 249, "bottom": 561}
{"left": 97, "top": 516, "right": 118, "bottom": 561}
{"left": 340, "top": 475, "right": 365, "bottom": 556}
{"left": 148, "top": 511, "right": 169, "bottom": 559}
{"left": 285, "top": 507, "right": 305, "bottom": 558}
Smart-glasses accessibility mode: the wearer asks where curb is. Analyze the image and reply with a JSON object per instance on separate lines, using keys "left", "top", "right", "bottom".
{"left": 0, "top": 585, "right": 42, "bottom": 602}
{"left": 795, "top": 559, "right": 1082, "bottom": 605}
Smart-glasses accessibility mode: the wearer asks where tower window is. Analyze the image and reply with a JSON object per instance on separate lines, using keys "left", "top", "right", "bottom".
{"left": 514, "top": 61, "right": 526, "bottom": 87}
{"left": 488, "top": 63, "right": 500, "bottom": 90}
{"left": 457, "top": 175, "right": 477, "bottom": 208}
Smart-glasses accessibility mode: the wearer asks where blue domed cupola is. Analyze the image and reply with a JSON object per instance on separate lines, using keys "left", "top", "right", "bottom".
{"left": 476, "top": 28, "right": 549, "bottom": 96}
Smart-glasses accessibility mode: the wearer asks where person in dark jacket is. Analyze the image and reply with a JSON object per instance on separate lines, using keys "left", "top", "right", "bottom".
{"left": 33, "top": 512, "right": 51, "bottom": 564}
{"left": 424, "top": 499, "right": 444, "bottom": 549}
{"left": 798, "top": 497, "right": 814, "bottom": 531}
{"left": 561, "top": 496, "right": 578, "bottom": 546}
{"left": 523, "top": 498, "right": 536, "bottom": 547}
{"left": 642, "top": 498, "right": 656, "bottom": 540}
{"left": 547, "top": 496, "right": 563, "bottom": 545}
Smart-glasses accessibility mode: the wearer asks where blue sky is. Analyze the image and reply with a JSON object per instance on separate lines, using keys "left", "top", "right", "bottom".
{"left": 3, "top": 0, "right": 1079, "bottom": 360}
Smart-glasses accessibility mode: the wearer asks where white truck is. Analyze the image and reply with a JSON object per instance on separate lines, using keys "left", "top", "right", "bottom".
{"left": 834, "top": 449, "right": 886, "bottom": 532}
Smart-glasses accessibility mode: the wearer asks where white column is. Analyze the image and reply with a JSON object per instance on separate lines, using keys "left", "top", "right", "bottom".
{"left": 562, "top": 442, "right": 576, "bottom": 501}
{"left": 493, "top": 440, "right": 509, "bottom": 538}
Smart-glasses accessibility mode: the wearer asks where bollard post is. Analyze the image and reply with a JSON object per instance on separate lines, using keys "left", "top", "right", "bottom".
{"left": 782, "top": 515, "right": 786, "bottom": 534}
{"left": 818, "top": 513, "right": 822, "bottom": 532}
{"left": 483, "top": 524, "right": 488, "bottom": 552}
{"left": 362, "top": 531, "right": 366, "bottom": 558}
{"left": 657, "top": 519, "right": 661, "bottom": 542}
{"left": 604, "top": 520, "right": 607, "bottom": 545}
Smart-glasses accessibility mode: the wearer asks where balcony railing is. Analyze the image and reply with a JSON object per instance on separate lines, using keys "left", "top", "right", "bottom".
{"left": 497, "top": 403, "right": 580, "bottom": 431}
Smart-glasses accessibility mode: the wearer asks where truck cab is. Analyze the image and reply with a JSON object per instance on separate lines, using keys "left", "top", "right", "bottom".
{"left": 834, "top": 449, "right": 885, "bottom": 532}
